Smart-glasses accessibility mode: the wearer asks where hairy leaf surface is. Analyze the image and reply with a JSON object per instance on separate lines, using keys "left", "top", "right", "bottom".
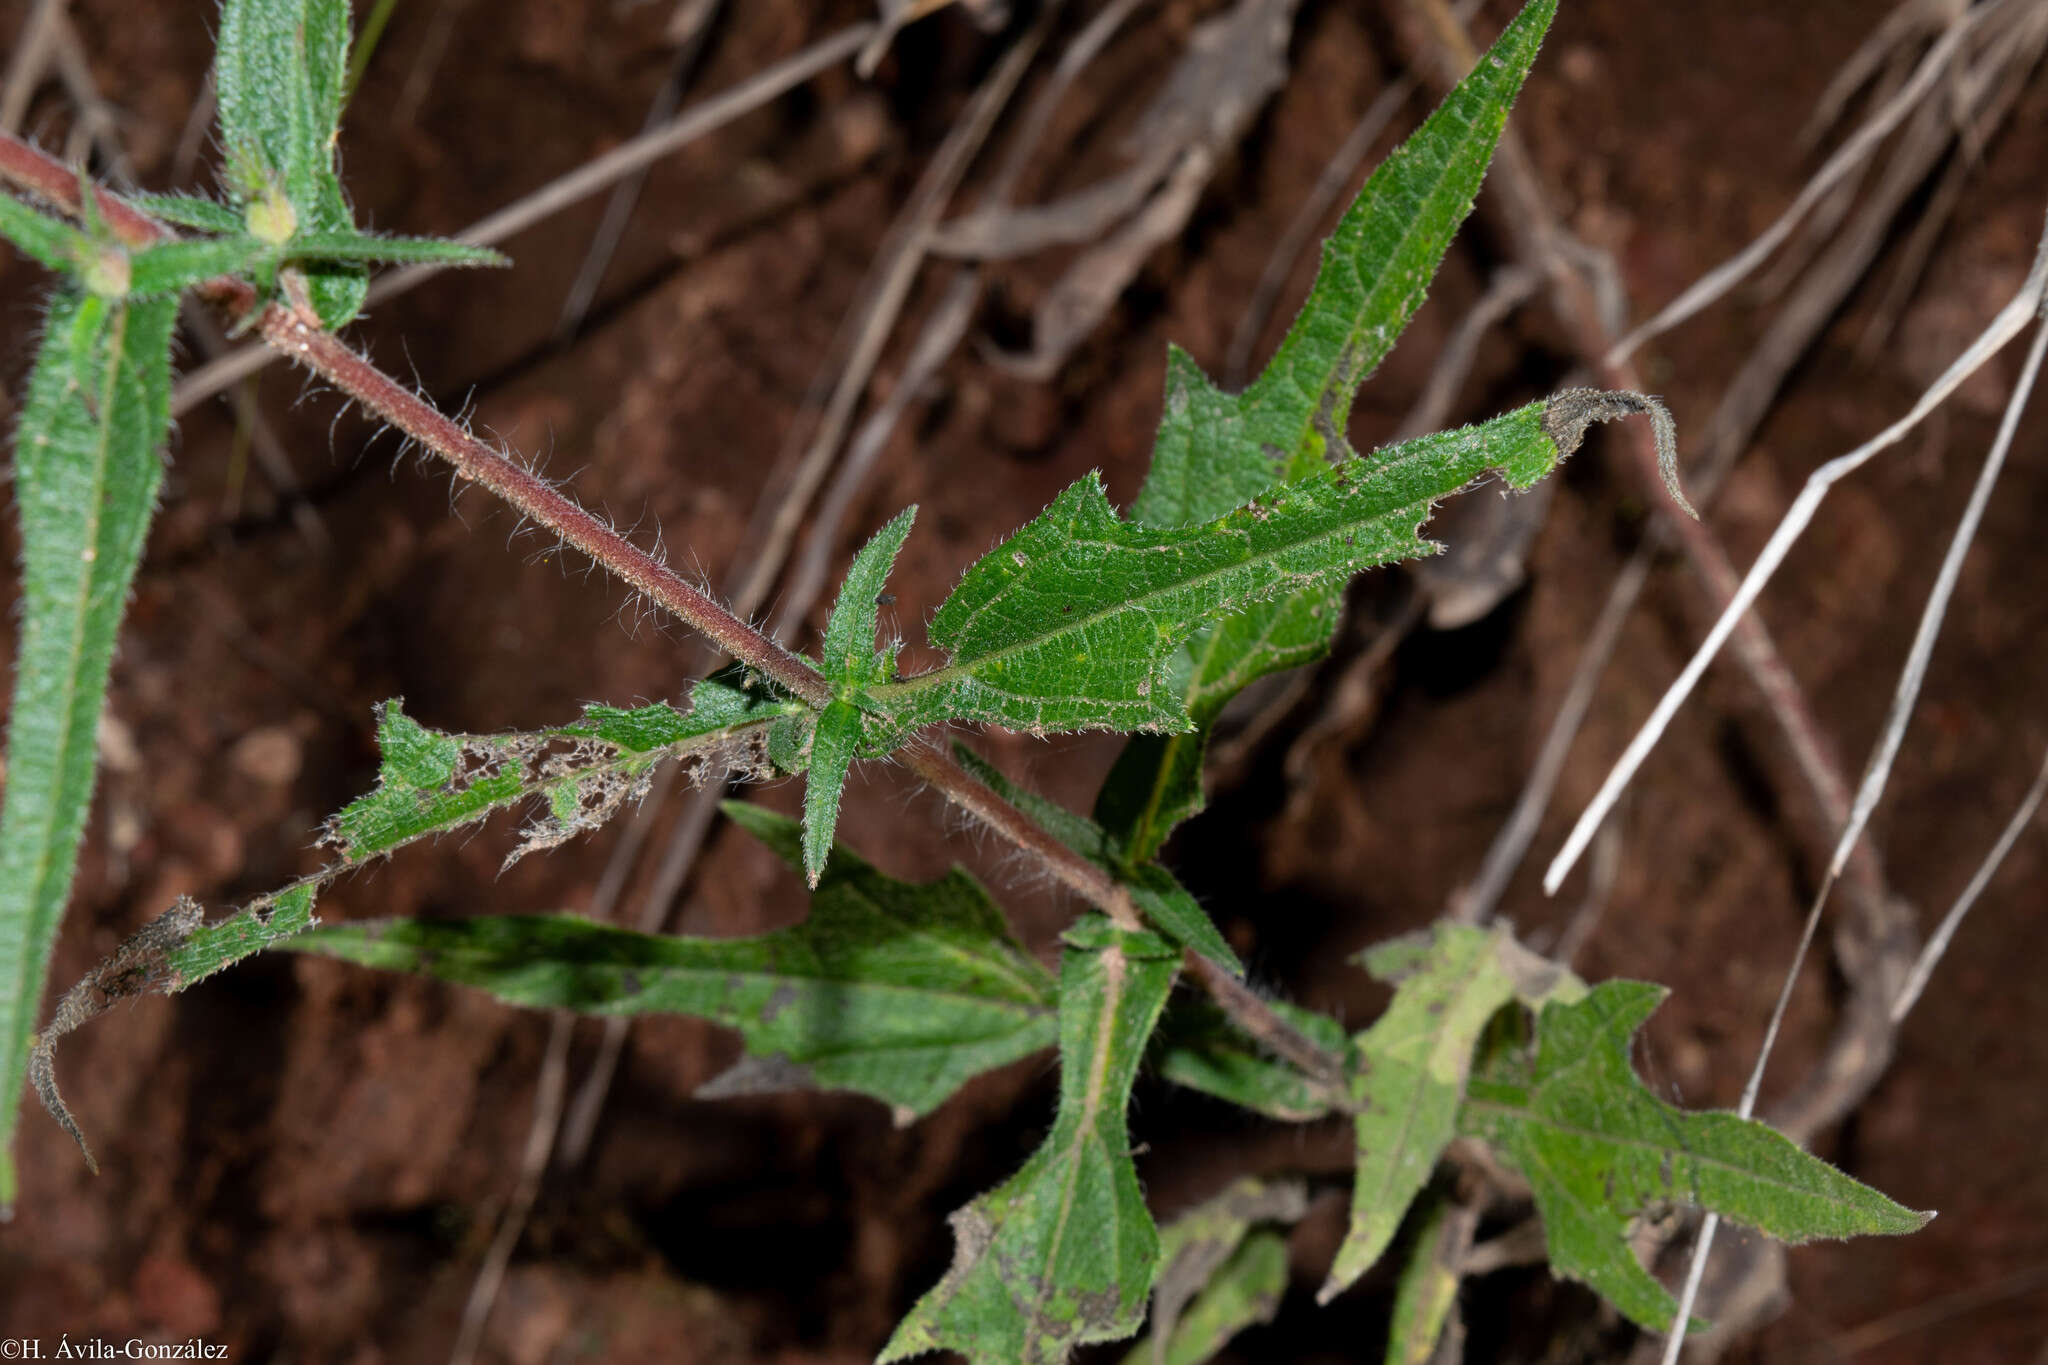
{"left": 289, "top": 803, "right": 1056, "bottom": 1118}
{"left": 802, "top": 506, "right": 915, "bottom": 883}
{"left": 0, "top": 290, "right": 176, "bottom": 1203}
{"left": 887, "top": 404, "right": 1562, "bottom": 738}
{"left": 1096, "top": 0, "right": 1559, "bottom": 860}
{"left": 1459, "top": 981, "right": 1932, "bottom": 1332}
{"left": 881, "top": 917, "right": 1178, "bottom": 1364}
{"left": 215, "top": 0, "right": 366, "bottom": 324}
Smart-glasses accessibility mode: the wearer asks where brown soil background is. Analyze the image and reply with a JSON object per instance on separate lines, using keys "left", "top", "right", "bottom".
{"left": 2, "top": 0, "right": 2046, "bottom": 1360}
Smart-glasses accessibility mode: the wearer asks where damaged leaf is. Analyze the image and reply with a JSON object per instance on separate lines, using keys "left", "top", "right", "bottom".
{"left": 288, "top": 802, "right": 1058, "bottom": 1119}
{"left": 1457, "top": 981, "right": 1933, "bottom": 1333}
{"left": 325, "top": 673, "right": 791, "bottom": 865}
{"left": 1321, "top": 925, "right": 1536, "bottom": 1302}
{"left": 881, "top": 916, "right": 1179, "bottom": 1364}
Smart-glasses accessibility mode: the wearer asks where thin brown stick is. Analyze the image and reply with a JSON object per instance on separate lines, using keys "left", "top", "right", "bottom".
{"left": 1180, "top": 947, "right": 1348, "bottom": 1093}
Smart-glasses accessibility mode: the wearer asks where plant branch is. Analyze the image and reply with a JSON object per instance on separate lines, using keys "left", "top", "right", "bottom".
{"left": 0, "top": 126, "right": 1351, "bottom": 1107}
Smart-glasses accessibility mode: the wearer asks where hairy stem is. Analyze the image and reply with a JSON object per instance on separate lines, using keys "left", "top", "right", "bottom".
{"left": 0, "top": 129, "right": 1349, "bottom": 1089}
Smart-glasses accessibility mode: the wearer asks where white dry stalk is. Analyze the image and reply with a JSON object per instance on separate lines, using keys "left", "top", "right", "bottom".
{"left": 1656, "top": 226, "right": 2048, "bottom": 1365}
{"left": 1548, "top": 218, "right": 2048, "bottom": 896}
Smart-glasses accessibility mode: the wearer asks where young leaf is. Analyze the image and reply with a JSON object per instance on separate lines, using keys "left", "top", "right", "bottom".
{"left": 283, "top": 230, "right": 509, "bottom": 269}
{"left": 951, "top": 744, "right": 1241, "bottom": 974}
{"left": 1096, "top": 0, "right": 1559, "bottom": 860}
{"left": 1320, "top": 924, "right": 1526, "bottom": 1302}
{"left": 1149, "top": 996, "right": 1345, "bottom": 1123}
{"left": 0, "top": 193, "right": 94, "bottom": 275}
{"left": 288, "top": 802, "right": 1057, "bottom": 1120}
{"left": 0, "top": 290, "right": 177, "bottom": 1206}
{"left": 799, "top": 505, "right": 915, "bottom": 883}
{"left": 126, "top": 237, "right": 266, "bottom": 297}
{"left": 215, "top": 0, "right": 367, "bottom": 326}
{"left": 1133, "top": 1177, "right": 1307, "bottom": 1365}
{"left": 881, "top": 916, "right": 1179, "bottom": 1365}
{"left": 128, "top": 191, "right": 247, "bottom": 235}
{"left": 883, "top": 401, "right": 1571, "bottom": 739}
{"left": 821, "top": 503, "right": 914, "bottom": 686}
{"left": 1458, "top": 981, "right": 1933, "bottom": 1333}
{"left": 802, "top": 699, "right": 861, "bottom": 887}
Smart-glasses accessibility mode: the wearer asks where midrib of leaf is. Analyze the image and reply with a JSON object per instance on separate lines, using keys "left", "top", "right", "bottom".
{"left": 351, "top": 933, "right": 1048, "bottom": 1021}
{"left": 883, "top": 410, "right": 1546, "bottom": 705}
{"left": 1458, "top": 1096, "right": 1888, "bottom": 1209}
{"left": 1029, "top": 943, "right": 1130, "bottom": 1330}
{"left": 0, "top": 293, "right": 173, "bottom": 1204}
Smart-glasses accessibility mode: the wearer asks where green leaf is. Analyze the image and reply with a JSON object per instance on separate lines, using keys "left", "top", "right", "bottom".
{"left": 126, "top": 237, "right": 266, "bottom": 297}
{"left": 1095, "top": 0, "right": 1559, "bottom": 860}
{"left": 1123, "top": 1177, "right": 1306, "bottom": 1365}
{"left": 289, "top": 801, "right": 1057, "bottom": 1119}
{"left": 283, "top": 230, "right": 509, "bottom": 269}
{"left": 881, "top": 403, "right": 1565, "bottom": 739}
{"left": 1321, "top": 924, "right": 1526, "bottom": 1302}
{"left": 0, "top": 290, "right": 176, "bottom": 1207}
{"left": 1458, "top": 981, "right": 1933, "bottom": 1333}
{"left": 821, "top": 504, "right": 914, "bottom": 687}
{"left": 798, "top": 506, "right": 917, "bottom": 884}
{"left": 802, "top": 699, "right": 861, "bottom": 888}
{"left": 215, "top": 0, "right": 367, "bottom": 325}
{"left": 1150, "top": 996, "right": 1345, "bottom": 1123}
{"left": 128, "top": 192, "right": 247, "bottom": 235}
{"left": 881, "top": 916, "right": 1179, "bottom": 1364}
{"left": 325, "top": 676, "right": 792, "bottom": 863}
{"left": 1383, "top": 1194, "right": 1461, "bottom": 1365}
{"left": 951, "top": 744, "right": 1241, "bottom": 974}
{"left": 0, "top": 194, "right": 94, "bottom": 276}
